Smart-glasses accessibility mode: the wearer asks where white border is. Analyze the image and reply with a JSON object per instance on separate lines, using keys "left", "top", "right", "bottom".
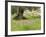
{"left": 8, "top": 2, "right": 44, "bottom": 35}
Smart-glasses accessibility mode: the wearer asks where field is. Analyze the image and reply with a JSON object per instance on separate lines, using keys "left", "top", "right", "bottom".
{"left": 11, "top": 16, "right": 41, "bottom": 31}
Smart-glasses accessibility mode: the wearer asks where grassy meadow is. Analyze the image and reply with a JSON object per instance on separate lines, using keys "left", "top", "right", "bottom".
{"left": 11, "top": 16, "right": 41, "bottom": 31}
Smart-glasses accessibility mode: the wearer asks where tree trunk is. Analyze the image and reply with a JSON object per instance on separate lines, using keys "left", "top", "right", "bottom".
{"left": 18, "top": 7, "right": 24, "bottom": 18}
{"left": 15, "top": 7, "right": 26, "bottom": 19}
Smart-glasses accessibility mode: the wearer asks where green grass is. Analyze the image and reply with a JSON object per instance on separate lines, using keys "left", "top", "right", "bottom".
{"left": 11, "top": 16, "right": 41, "bottom": 31}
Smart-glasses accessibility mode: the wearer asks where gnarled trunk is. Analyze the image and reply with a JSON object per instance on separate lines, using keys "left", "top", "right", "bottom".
{"left": 15, "top": 7, "right": 26, "bottom": 19}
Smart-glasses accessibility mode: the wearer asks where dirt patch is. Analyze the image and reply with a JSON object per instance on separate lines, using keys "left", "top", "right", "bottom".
{"left": 14, "top": 20, "right": 35, "bottom": 25}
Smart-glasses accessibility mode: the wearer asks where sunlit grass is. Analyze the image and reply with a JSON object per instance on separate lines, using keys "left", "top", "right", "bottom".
{"left": 11, "top": 16, "right": 41, "bottom": 31}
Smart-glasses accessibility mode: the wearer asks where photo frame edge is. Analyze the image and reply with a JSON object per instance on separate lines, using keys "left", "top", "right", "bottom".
{"left": 5, "top": 1, "right": 45, "bottom": 36}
